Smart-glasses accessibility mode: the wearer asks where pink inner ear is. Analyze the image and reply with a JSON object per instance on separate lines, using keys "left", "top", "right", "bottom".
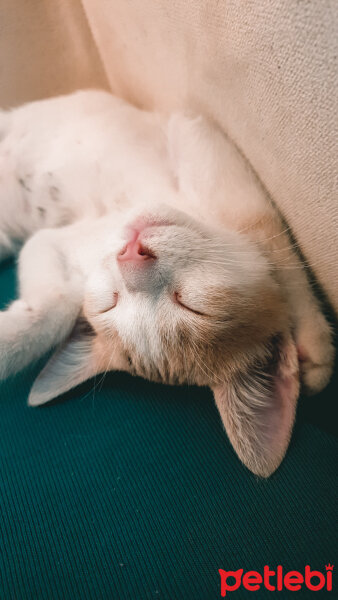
{"left": 262, "top": 336, "right": 300, "bottom": 460}
{"left": 272, "top": 364, "right": 299, "bottom": 448}
{"left": 213, "top": 334, "right": 300, "bottom": 477}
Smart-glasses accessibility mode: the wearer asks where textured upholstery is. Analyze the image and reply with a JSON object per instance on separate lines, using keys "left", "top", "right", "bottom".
{"left": 1, "top": 262, "right": 337, "bottom": 598}
{"left": 0, "top": 0, "right": 108, "bottom": 108}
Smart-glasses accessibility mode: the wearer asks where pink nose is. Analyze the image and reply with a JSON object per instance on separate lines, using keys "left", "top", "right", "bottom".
{"left": 117, "top": 228, "right": 155, "bottom": 263}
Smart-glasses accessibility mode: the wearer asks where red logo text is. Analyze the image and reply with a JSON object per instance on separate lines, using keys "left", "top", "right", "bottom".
{"left": 219, "top": 564, "right": 333, "bottom": 596}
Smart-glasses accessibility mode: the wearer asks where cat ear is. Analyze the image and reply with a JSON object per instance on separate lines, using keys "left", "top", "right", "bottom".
{"left": 213, "top": 335, "right": 299, "bottom": 477}
{"left": 28, "top": 319, "right": 109, "bottom": 407}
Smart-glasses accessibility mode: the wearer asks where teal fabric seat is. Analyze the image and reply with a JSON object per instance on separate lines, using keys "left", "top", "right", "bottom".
{"left": 1, "top": 260, "right": 337, "bottom": 599}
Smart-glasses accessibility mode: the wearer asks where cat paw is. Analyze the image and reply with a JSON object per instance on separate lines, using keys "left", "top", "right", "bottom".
{"left": 296, "top": 309, "right": 335, "bottom": 395}
{"left": 0, "top": 301, "right": 32, "bottom": 379}
{"left": 0, "top": 311, "right": 12, "bottom": 380}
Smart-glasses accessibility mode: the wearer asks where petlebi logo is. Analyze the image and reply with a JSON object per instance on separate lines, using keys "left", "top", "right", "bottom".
{"left": 218, "top": 564, "right": 334, "bottom": 596}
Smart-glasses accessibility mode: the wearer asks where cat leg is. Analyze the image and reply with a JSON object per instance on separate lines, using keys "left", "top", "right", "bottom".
{"left": 0, "top": 229, "right": 84, "bottom": 379}
{"left": 236, "top": 209, "right": 334, "bottom": 395}
{"left": 277, "top": 254, "right": 334, "bottom": 395}
{"left": 242, "top": 210, "right": 334, "bottom": 395}
{"left": 258, "top": 222, "right": 335, "bottom": 395}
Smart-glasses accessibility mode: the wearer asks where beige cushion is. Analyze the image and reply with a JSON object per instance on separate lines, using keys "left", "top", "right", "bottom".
{"left": 1, "top": 0, "right": 337, "bottom": 313}
{"left": 0, "top": 0, "right": 108, "bottom": 107}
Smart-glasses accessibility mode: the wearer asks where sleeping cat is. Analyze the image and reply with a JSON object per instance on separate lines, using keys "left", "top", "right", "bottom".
{"left": 0, "top": 90, "right": 334, "bottom": 476}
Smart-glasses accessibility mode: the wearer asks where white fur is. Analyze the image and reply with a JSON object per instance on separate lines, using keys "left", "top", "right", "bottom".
{"left": 0, "top": 90, "right": 334, "bottom": 476}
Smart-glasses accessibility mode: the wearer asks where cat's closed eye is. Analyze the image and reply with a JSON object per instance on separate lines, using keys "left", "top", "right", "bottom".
{"left": 173, "top": 291, "right": 208, "bottom": 317}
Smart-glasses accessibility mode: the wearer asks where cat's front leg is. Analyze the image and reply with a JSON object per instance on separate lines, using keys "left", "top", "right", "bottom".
{"left": 268, "top": 232, "right": 335, "bottom": 395}
{"left": 285, "top": 272, "right": 334, "bottom": 395}
{"left": 0, "top": 228, "right": 84, "bottom": 379}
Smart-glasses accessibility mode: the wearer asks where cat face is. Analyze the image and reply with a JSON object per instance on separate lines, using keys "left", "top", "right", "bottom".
{"left": 85, "top": 206, "right": 286, "bottom": 386}
{"left": 29, "top": 206, "right": 299, "bottom": 477}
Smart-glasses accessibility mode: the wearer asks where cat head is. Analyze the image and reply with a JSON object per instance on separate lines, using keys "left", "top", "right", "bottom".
{"left": 28, "top": 205, "right": 299, "bottom": 477}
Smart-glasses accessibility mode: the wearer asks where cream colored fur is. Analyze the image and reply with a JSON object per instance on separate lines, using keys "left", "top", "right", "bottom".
{"left": 0, "top": 91, "right": 334, "bottom": 477}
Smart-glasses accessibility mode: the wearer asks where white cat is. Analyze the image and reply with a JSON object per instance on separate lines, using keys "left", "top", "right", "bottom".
{"left": 0, "top": 90, "right": 334, "bottom": 476}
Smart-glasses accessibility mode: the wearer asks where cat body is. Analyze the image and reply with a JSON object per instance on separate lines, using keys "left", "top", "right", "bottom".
{"left": 0, "top": 90, "right": 334, "bottom": 476}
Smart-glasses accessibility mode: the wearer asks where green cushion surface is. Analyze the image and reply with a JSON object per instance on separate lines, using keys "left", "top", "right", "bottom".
{"left": 0, "top": 260, "right": 337, "bottom": 599}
